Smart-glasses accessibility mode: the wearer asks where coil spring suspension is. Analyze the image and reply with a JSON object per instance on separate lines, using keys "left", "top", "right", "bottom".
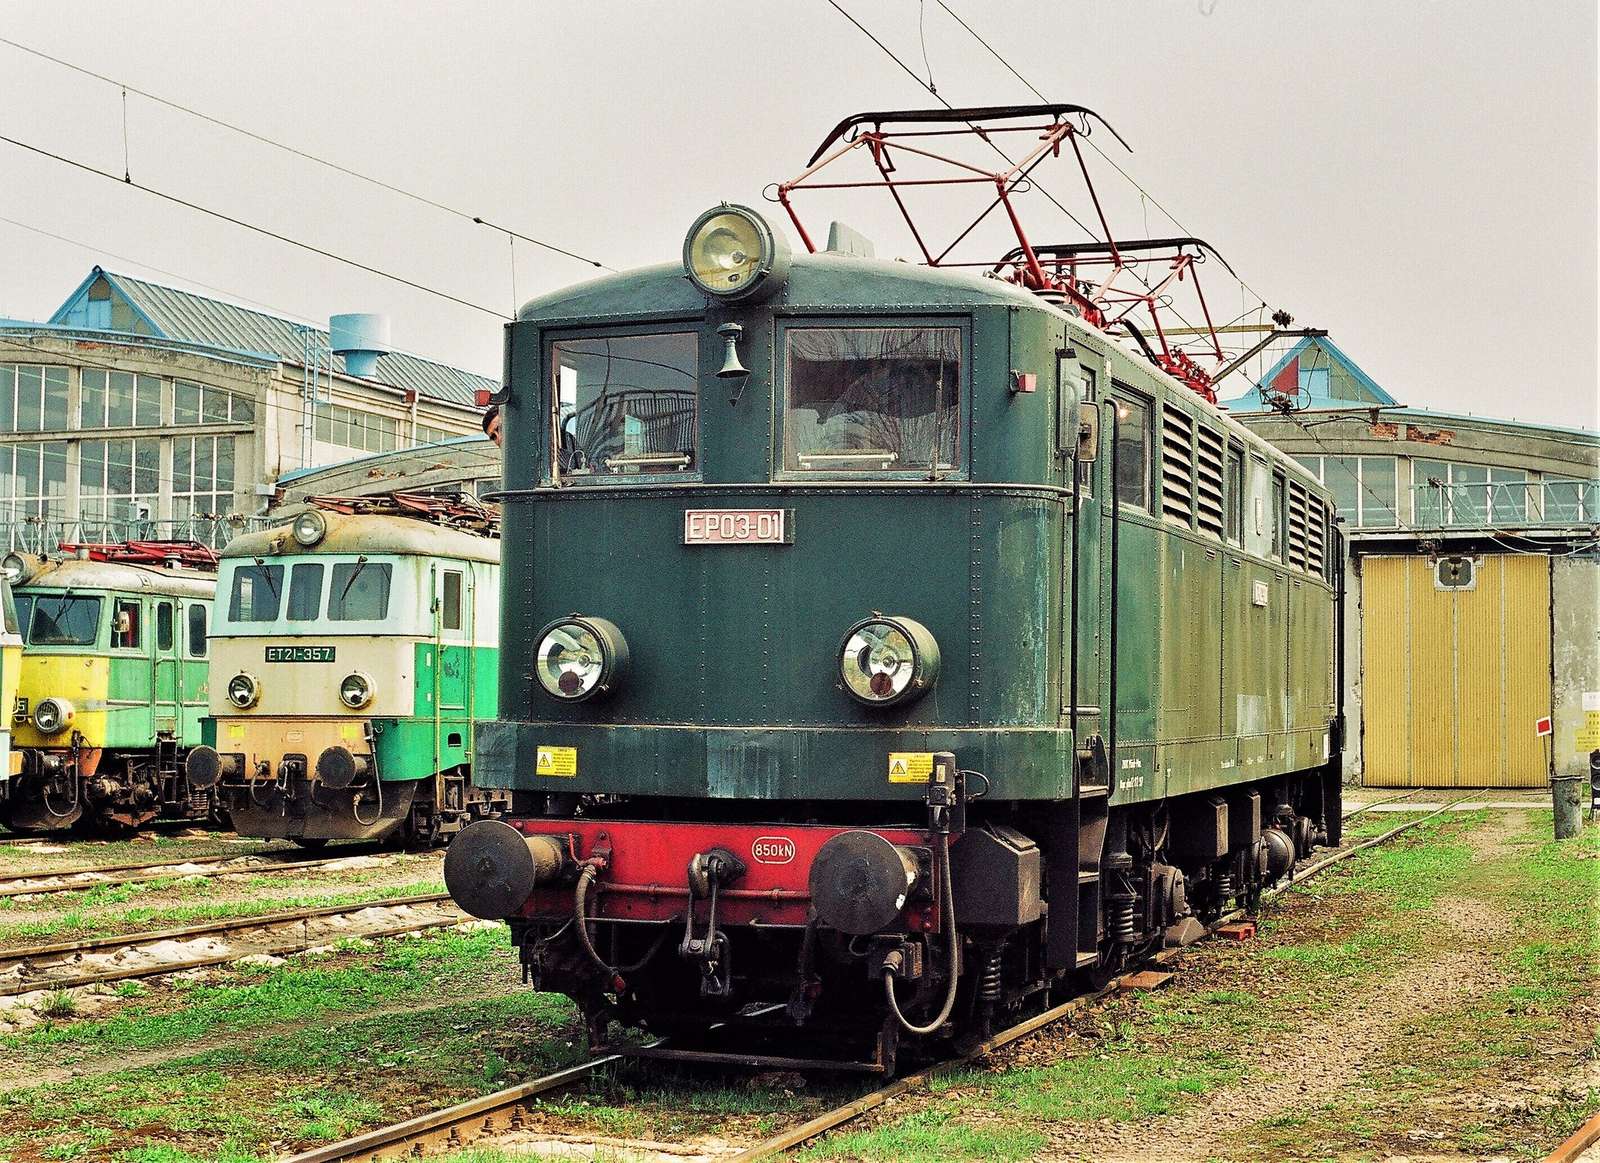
{"left": 1109, "top": 889, "right": 1137, "bottom": 944}
{"left": 978, "top": 948, "right": 1003, "bottom": 1005}
{"left": 1215, "top": 868, "right": 1234, "bottom": 906}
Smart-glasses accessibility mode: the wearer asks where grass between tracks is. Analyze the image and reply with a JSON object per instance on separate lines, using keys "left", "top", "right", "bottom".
{"left": 809, "top": 808, "right": 1599, "bottom": 1162}
{"left": 0, "top": 873, "right": 446, "bottom": 944}
{"left": 0, "top": 927, "right": 583, "bottom": 1162}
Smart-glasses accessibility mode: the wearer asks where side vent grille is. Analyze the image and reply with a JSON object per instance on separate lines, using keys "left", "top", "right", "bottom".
{"left": 1194, "top": 425, "right": 1225, "bottom": 538}
{"left": 1160, "top": 405, "right": 1193, "bottom": 526}
{"left": 1307, "top": 500, "right": 1326, "bottom": 576}
{"left": 1287, "top": 482, "right": 1309, "bottom": 569}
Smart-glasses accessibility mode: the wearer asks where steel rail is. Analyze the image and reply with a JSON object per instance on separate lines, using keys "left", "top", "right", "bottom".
{"left": 730, "top": 797, "right": 1473, "bottom": 1161}
{"left": 277, "top": 1054, "right": 632, "bottom": 1163}
{"left": 0, "top": 892, "right": 455, "bottom": 997}
{"left": 0, "top": 846, "right": 400, "bottom": 900}
{"left": 1544, "top": 1108, "right": 1600, "bottom": 1163}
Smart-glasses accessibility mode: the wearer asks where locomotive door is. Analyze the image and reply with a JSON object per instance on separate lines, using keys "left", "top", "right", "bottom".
{"left": 432, "top": 564, "right": 471, "bottom": 777}
{"left": 152, "top": 600, "right": 179, "bottom": 734}
{"left": 1059, "top": 354, "right": 1104, "bottom": 743}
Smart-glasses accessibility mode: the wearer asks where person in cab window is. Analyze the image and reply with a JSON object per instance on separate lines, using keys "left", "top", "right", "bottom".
{"left": 482, "top": 405, "right": 502, "bottom": 448}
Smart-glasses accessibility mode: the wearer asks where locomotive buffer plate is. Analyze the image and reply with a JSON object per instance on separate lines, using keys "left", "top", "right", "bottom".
{"left": 683, "top": 508, "right": 792, "bottom": 545}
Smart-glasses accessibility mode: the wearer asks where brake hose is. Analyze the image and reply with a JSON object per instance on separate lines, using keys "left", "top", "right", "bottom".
{"left": 573, "top": 859, "right": 673, "bottom": 993}
{"left": 883, "top": 829, "right": 961, "bottom": 1036}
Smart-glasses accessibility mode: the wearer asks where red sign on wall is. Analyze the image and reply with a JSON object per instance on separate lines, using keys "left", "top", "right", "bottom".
{"left": 1535, "top": 716, "right": 1553, "bottom": 737}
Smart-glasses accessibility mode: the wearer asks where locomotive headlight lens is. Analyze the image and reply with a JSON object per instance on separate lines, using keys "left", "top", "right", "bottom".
{"left": 33, "top": 698, "right": 73, "bottom": 734}
{"left": 839, "top": 616, "right": 940, "bottom": 707}
{"left": 339, "top": 672, "right": 374, "bottom": 709}
{"left": 683, "top": 204, "right": 791, "bottom": 301}
{"left": 226, "top": 673, "right": 261, "bottom": 709}
{"left": 291, "top": 510, "right": 327, "bottom": 547}
{"left": 534, "top": 616, "right": 629, "bottom": 702}
{"left": 1, "top": 553, "right": 26, "bottom": 584}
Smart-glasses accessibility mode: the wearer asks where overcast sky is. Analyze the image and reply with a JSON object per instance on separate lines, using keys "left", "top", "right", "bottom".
{"left": 0, "top": 2, "right": 1593, "bottom": 430}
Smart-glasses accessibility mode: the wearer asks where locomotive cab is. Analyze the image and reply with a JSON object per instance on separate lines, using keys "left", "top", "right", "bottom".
{"left": 451, "top": 194, "right": 1343, "bottom": 1067}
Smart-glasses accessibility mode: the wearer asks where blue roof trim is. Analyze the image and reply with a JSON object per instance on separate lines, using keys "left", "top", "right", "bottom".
{"left": 1222, "top": 335, "right": 1398, "bottom": 412}
{"left": 39, "top": 267, "right": 495, "bottom": 408}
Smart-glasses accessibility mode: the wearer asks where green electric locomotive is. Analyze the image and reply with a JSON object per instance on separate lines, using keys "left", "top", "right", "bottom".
{"left": 446, "top": 107, "right": 1342, "bottom": 1068}
{"left": 188, "top": 495, "right": 506, "bottom": 846}
{"left": 0, "top": 543, "right": 217, "bottom": 833}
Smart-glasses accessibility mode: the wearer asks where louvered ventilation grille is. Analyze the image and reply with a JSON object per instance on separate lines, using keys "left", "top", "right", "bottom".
{"left": 1161, "top": 406, "right": 1193, "bottom": 526}
{"left": 1287, "top": 483, "right": 1309, "bottom": 569}
{"left": 1307, "top": 499, "right": 1326, "bottom": 575}
{"left": 1194, "top": 425, "right": 1225, "bottom": 538}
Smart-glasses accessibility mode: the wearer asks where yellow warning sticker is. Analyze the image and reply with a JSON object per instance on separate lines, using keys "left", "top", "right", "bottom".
{"left": 888, "top": 752, "right": 934, "bottom": 784}
{"left": 340, "top": 723, "right": 362, "bottom": 744}
{"left": 536, "top": 746, "right": 578, "bottom": 778}
{"left": 226, "top": 723, "right": 245, "bottom": 741}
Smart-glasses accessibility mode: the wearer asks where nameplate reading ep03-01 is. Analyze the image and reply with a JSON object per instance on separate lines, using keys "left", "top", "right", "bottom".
{"left": 683, "top": 508, "right": 792, "bottom": 546}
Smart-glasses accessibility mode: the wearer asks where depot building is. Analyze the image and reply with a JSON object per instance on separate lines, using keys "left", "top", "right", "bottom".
{"left": 1224, "top": 336, "right": 1598, "bottom": 789}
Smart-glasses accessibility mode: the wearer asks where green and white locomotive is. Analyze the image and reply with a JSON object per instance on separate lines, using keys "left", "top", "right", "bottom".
{"left": 190, "top": 495, "right": 507, "bottom": 846}
{"left": 1, "top": 543, "right": 217, "bottom": 833}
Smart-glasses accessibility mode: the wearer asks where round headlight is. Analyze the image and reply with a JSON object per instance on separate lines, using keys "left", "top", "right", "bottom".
{"left": 33, "top": 697, "right": 73, "bottom": 735}
{"left": 683, "top": 204, "right": 791, "bottom": 302}
{"left": 839, "top": 616, "right": 940, "bottom": 707}
{"left": 1, "top": 553, "right": 27, "bottom": 584}
{"left": 292, "top": 510, "right": 327, "bottom": 547}
{"left": 534, "top": 616, "right": 629, "bottom": 702}
{"left": 339, "top": 672, "right": 374, "bottom": 709}
{"left": 226, "top": 673, "right": 260, "bottom": 709}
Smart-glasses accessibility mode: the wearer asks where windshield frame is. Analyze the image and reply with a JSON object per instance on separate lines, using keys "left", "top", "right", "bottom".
{"left": 16, "top": 590, "right": 105, "bottom": 648}
{"left": 775, "top": 317, "right": 971, "bottom": 482}
{"left": 212, "top": 554, "right": 422, "bottom": 637}
{"left": 546, "top": 323, "right": 704, "bottom": 487}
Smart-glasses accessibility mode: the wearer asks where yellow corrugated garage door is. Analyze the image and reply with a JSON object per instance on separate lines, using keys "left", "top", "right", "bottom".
{"left": 1363, "top": 554, "right": 1551, "bottom": 788}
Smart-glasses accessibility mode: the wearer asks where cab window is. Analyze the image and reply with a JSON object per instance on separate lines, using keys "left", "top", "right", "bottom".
{"left": 187, "top": 604, "right": 208, "bottom": 657}
{"left": 784, "top": 327, "right": 960, "bottom": 473}
{"left": 0, "top": 578, "right": 17, "bottom": 636}
{"left": 552, "top": 332, "right": 698, "bottom": 478}
{"left": 21, "top": 595, "right": 101, "bottom": 646}
{"left": 229, "top": 565, "right": 283, "bottom": 622}
{"left": 156, "top": 602, "right": 175, "bottom": 652}
{"left": 1112, "top": 393, "right": 1151, "bottom": 509}
{"left": 329, "top": 561, "right": 392, "bottom": 621}
{"left": 287, "top": 562, "right": 324, "bottom": 622}
{"left": 112, "top": 599, "right": 141, "bottom": 650}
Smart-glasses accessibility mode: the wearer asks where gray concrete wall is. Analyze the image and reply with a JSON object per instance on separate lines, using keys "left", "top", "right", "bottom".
{"left": 1552, "top": 555, "right": 1600, "bottom": 778}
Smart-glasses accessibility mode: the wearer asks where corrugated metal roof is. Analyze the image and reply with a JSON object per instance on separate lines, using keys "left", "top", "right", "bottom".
{"left": 50, "top": 268, "right": 495, "bottom": 408}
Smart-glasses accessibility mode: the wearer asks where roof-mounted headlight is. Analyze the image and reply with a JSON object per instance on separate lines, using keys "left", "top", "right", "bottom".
{"left": 534, "top": 616, "right": 629, "bottom": 702}
{"left": 1, "top": 552, "right": 41, "bottom": 585}
{"left": 683, "top": 204, "right": 791, "bottom": 302}
{"left": 840, "top": 616, "right": 940, "bottom": 708}
{"left": 292, "top": 510, "right": 327, "bottom": 547}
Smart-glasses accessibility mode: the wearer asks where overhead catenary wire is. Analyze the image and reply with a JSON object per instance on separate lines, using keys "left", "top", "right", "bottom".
{"left": 0, "top": 131, "right": 511, "bottom": 321}
{"left": 932, "top": 0, "right": 1277, "bottom": 314}
{"left": 820, "top": 1, "right": 1217, "bottom": 344}
{"left": 0, "top": 34, "right": 611, "bottom": 271}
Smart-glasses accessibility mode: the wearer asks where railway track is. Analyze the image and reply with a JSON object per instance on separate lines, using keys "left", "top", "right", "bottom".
{"left": 0, "top": 845, "right": 408, "bottom": 900}
{"left": 0, "top": 891, "right": 460, "bottom": 998}
{"left": 283, "top": 798, "right": 1470, "bottom": 1163}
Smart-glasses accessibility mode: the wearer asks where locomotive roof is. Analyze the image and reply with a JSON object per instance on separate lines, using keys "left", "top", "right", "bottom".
{"left": 517, "top": 254, "right": 1043, "bottom": 325}
{"left": 18, "top": 558, "right": 218, "bottom": 599}
{"left": 219, "top": 511, "right": 500, "bottom": 565}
